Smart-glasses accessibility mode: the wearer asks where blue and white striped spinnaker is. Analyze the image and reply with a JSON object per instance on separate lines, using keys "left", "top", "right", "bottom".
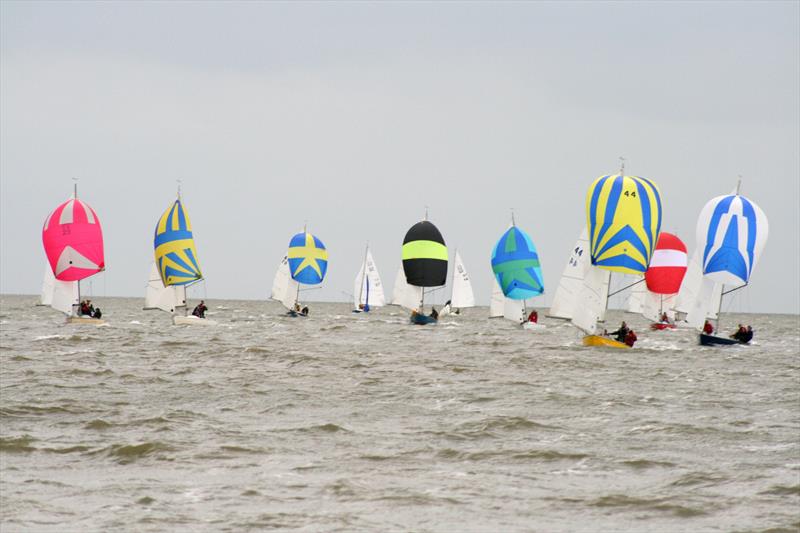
{"left": 696, "top": 193, "right": 768, "bottom": 286}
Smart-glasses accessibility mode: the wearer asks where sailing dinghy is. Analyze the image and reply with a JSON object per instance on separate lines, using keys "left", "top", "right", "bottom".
{"left": 490, "top": 219, "right": 545, "bottom": 329}
{"left": 572, "top": 171, "right": 663, "bottom": 348}
{"left": 271, "top": 230, "right": 328, "bottom": 316}
{"left": 352, "top": 244, "right": 385, "bottom": 313}
{"left": 691, "top": 183, "right": 768, "bottom": 346}
{"left": 148, "top": 193, "right": 215, "bottom": 326}
{"left": 41, "top": 183, "right": 106, "bottom": 324}
{"left": 402, "top": 217, "right": 448, "bottom": 325}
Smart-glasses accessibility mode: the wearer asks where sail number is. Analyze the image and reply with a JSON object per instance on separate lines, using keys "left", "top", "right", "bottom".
{"left": 623, "top": 190, "right": 637, "bottom": 198}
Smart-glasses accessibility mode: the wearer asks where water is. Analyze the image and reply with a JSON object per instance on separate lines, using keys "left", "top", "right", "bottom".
{"left": 1, "top": 294, "right": 798, "bottom": 532}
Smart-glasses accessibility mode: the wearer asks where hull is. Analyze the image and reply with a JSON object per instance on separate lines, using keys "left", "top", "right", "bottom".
{"left": 582, "top": 335, "right": 630, "bottom": 349}
{"left": 173, "top": 315, "right": 217, "bottom": 326}
{"left": 650, "top": 322, "right": 676, "bottom": 331}
{"left": 410, "top": 314, "right": 437, "bottom": 325}
{"left": 699, "top": 333, "right": 740, "bottom": 346}
{"left": 66, "top": 316, "right": 105, "bottom": 325}
{"left": 522, "top": 322, "right": 546, "bottom": 331}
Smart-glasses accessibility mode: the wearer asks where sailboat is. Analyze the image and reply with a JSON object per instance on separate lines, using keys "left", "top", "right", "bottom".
{"left": 41, "top": 183, "right": 106, "bottom": 324}
{"left": 438, "top": 250, "right": 475, "bottom": 317}
{"left": 352, "top": 244, "right": 385, "bottom": 313}
{"left": 147, "top": 193, "right": 214, "bottom": 325}
{"left": 402, "top": 217, "right": 448, "bottom": 325}
{"left": 490, "top": 218, "right": 545, "bottom": 329}
{"left": 271, "top": 230, "right": 328, "bottom": 316}
{"left": 691, "top": 184, "right": 768, "bottom": 346}
{"left": 628, "top": 232, "right": 688, "bottom": 330}
{"left": 572, "top": 172, "right": 662, "bottom": 348}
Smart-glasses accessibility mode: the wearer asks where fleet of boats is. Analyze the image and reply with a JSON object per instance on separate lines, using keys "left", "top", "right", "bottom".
{"left": 38, "top": 171, "right": 769, "bottom": 348}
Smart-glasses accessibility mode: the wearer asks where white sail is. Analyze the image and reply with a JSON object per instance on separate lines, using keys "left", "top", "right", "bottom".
{"left": 39, "top": 266, "right": 55, "bottom": 306}
{"left": 674, "top": 251, "right": 721, "bottom": 321}
{"left": 489, "top": 277, "right": 505, "bottom": 318}
{"left": 548, "top": 227, "right": 590, "bottom": 319}
{"left": 50, "top": 278, "right": 78, "bottom": 316}
{"left": 354, "top": 249, "right": 386, "bottom": 309}
{"left": 627, "top": 281, "right": 645, "bottom": 314}
{"left": 450, "top": 251, "right": 475, "bottom": 309}
{"left": 571, "top": 267, "right": 610, "bottom": 335}
{"left": 144, "top": 262, "right": 186, "bottom": 313}
{"left": 390, "top": 266, "right": 423, "bottom": 310}
{"left": 503, "top": 297, "right": 525, "bottom": 323}
{"left": 271, "top": 255, "right": 299, "bottom": 310}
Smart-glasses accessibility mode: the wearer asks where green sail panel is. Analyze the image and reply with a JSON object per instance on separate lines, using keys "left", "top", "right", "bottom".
{"left": 402, "top": 221, "right": 447, "bottom": 287}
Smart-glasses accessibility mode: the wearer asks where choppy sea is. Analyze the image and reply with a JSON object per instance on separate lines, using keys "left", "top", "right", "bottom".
{"left": 1, "top": 294, "right": 798, "bottom": 532}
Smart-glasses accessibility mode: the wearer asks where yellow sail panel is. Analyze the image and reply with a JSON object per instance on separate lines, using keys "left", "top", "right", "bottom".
{"left": 153, "top": 199, "right": 202, "bottom": 286}
{"left": 586, "top": 175, "right": 662, "bottom": 275}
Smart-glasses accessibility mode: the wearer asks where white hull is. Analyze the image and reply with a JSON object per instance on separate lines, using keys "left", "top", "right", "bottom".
{"left": 522, "top": 322, "right": 546, "bottom": 331}
{"left": 66, "top": 316, "right": 105, "bottom": 325}
{"left": 173, "top": 315, "right": 217, "bottom": 326}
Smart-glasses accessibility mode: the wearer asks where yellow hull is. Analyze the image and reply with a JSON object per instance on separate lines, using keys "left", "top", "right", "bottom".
{"left": 582, "top": 335, "right": 630, "bottom": 349}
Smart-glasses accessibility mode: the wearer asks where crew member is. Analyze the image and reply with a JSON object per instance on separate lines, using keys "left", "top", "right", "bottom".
{"left": 192, "top": 300, "right": 207, "bottom": 318}
{"left": 609, "top": 321, "right": 630, "bottom": 343}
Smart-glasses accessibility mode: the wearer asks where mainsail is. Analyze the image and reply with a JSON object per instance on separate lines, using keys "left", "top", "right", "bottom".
{"left": 391, "top": 266, "right": 423, "bottom": 310}
{"left": 271, "top": 255, "right": 300, "bottom": 310}
{"left": 144, "top": 262, "right": 186, "bottom": 313}
{"left": 548, "top": 227, "right": 590, "bottom": 320}
{"left": 354, "top": 247, "right": 386, "bottom": 310}
{"left": 450, "top": 250, "right": 475, "bottom": 309}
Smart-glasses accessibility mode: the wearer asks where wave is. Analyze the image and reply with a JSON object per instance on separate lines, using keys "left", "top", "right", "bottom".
{"left": 0, "top": 435, "right": 36, "bottom": 452}
{"left": 760, "top": 484, "right": 800, "bottom": 496}
{"left": 93, "top": 441, "right": 175, "bottom": 464}
{"left": 587, "top": 494, "right": 708, "bottom": 517}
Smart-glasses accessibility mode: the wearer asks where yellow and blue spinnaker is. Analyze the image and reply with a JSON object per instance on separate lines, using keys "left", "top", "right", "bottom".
{"left": 154, "top": 199, "right": 203, "bottom": 286}
{"left": 288, "top": 232, "right": 328, "bottom": 285}
{"left": 586, "top": 175, "right": 662, "bottom": 275}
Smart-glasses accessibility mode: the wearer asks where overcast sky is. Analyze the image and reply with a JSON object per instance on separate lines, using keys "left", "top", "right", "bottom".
{"left": 1, "top": 1, "right": 798, "bottom": 314}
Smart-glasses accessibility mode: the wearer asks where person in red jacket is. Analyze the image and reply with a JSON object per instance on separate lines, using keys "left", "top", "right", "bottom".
{"left": 527, "top": 310, "right": 538, "bottom": 323}
{"left": 703, "top": 320, "right": 714, "bottom": 335}
{"left": 624, "top": 329, "right": 638, "bottom": 347}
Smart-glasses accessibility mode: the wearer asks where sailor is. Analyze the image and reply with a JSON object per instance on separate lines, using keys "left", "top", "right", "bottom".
{"left": 703, "top": 320, "right": 714, "bottom": 335}
{"left": 429, "top": 307, "right": 438, "bottom": 320}
{"left": 609, "top": 321, "right": 630, "bottom": 343}
{"left": 301, "top": 306, "right": 309, "bottom": 316}
{"left": 528, "top": 310, "right": 538, "bottom": 323}
{"left": 731, "top": 324, "right": 748, "bottom": 342}
{"left": 92, "top": 307, "right": 102, "bottom": 319}
{"left": 741, "top": 325, "right": 754, "bottom": 343}
{"left": 660, "top": 312, "right": 671, "bottom": 324}
{"left": 192, "top": 300, "right": 207, "bottom": 318}
{"left": 624, "top": 329, "right": 638, "bottom": 347}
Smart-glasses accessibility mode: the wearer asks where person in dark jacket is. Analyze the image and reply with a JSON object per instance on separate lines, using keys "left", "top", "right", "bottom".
{"left": 192, "top": 300, "right": 207, "bottom": 318}
{"left": 609, "top": 321, "right": 630, "bottom": 343}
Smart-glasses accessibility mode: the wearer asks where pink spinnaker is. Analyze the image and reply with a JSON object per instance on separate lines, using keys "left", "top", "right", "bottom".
{"left": 42, "top": 197, "right": 105, "bottom": 281}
